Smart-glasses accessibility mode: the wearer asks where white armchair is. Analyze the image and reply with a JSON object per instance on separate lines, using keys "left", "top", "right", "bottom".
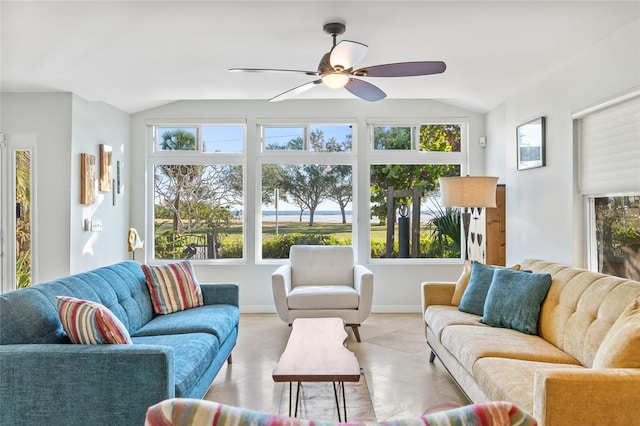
{"left": 271, "top": 245, "right": 374, "bottom": 342}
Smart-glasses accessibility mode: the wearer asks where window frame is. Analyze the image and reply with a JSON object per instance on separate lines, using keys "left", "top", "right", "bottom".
{"left": 256, "top": 120, "right": 358, "bottom": 264}
{"left": 574, "top": 89, "right": 640, "bottom": 273}
{"left": 146, "top": 120, "right": 247, "bottom": 264}
{"left": 366, "top": 119, "right": 469, "bottom": 263}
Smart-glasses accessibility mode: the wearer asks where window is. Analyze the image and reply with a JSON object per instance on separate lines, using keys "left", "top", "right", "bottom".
{"left": 147, "top": 119, "right": 468, "bottom": 264}
{"left": 149, "top": 124, "right": 245, "bottom": 261}
{"left": 575, "top": 91, "right": 640, "bottom": 279}
{"left": 369, "top": 122, "right": 466, "bottom": 259}
{"left": 259, "top": 123, "right": 354, "bottom": 259}
{"left": 591, "top": 196, "right": 640, "bottom": 279}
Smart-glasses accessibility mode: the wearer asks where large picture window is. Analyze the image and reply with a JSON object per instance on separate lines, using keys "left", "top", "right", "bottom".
{"left": 369, "top": 123, "right": 466, "bottom": 259}
{"left": 147, "top": 119, "right": 467, "bottom": 264}
{"left": 259, "top": 123, "right": 354, "bottom": 259}
{"left": 149, "top": 124, "right": 245, "bottom": 261}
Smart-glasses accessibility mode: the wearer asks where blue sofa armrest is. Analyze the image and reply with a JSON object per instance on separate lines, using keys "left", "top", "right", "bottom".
{"left": 0, "top": 344, "right": 175, "bottom": 426}
{"left": 200, "top": 283, "right": 239, "bottom": 307}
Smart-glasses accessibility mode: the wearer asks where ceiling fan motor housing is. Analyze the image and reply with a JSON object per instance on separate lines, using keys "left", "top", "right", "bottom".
{"left": 323, "top": 22, "right": 346, "bottom": 36}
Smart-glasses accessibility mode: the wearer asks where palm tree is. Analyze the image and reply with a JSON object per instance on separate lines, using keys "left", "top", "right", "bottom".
{"left": 157, "top": 130, "right": 200, "bottom": 232}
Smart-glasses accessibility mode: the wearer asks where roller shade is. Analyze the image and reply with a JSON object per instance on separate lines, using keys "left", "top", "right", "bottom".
{"left": 578, "top": 94, "right": 640, "bottom": 195}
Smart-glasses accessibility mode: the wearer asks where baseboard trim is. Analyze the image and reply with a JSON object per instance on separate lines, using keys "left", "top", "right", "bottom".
{"left": 239, "top": 305, "right": 422, "bottom": 314}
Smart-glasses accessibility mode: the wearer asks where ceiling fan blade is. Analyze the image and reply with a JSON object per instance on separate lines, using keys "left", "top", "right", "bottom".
{"left": 330, "top": 40, "right": 368, "bottom": 71}
{"left": 344, "top": 78, "right": 386, "bottom": 102}
{"left": 269, "top": 79, "right": 322, "bottom": 102}
{"left": 230, "top": 68, "right": 319, "bottom": 76}
{"left": 354, "top": 61, "right": 446, "bottom": 77}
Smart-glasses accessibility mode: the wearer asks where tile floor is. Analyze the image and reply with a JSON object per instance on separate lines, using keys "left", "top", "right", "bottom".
{"left": 204, "top": 313, "right": 469, "bottom": 421}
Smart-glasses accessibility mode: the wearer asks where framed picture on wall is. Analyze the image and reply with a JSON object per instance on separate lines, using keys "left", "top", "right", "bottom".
{"left": 517, "top": 117, "right": 546, "bottom": 170}
{"left": 80, "top": 153, "right": 96, "bottom": 204}
{"left": 99, "top": 144, "right": 113, "bottom": 191}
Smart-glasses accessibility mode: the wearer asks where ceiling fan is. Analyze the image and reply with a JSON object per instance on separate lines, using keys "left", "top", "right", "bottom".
{"left": 229, "top": 22, "right": 446, "bottom": 102}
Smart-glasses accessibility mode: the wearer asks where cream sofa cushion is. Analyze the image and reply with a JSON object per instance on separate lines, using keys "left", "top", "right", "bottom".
{"left": 290, "top": 245, "right": 354, "bottom": 287}
{"left": 473, "top": 357, "right": 584, "bottom": 414}
{"left": 521, "top": 259, "right": 640, "bottom": 367}
{"left": 441, "top": 324, "right": 580, "bottom": 372}
{"left": 287, "top": 285, "right": 359, "bottom": 309}
{"left": 592, "top": 298, "right": 640, "bottom": 368}
{"left": 424, "top": 305, "right": 487, "bottom": 339}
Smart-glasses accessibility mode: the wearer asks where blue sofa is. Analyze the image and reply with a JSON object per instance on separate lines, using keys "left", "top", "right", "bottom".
{"left": 0, "top": 261, "right": 239, "bottom": 426}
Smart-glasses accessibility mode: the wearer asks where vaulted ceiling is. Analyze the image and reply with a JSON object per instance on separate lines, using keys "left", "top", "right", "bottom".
{"left": 1, "top": 1, "right": 638, "bottom": 114}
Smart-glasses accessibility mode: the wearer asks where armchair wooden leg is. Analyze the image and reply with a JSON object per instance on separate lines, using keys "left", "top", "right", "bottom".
{"left": 227, "top": 353, "right": 233, "bottom": 364}
{"left": 429, "top": 350, "right": 436, "bottom": 363}
{"left": 351, "top": 325, "right": 361, "bottom": 342}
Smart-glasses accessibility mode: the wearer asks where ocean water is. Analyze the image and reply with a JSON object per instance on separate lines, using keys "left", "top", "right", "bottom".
{"left": 262, "top": 211, "right": 352, "bottom": 223}
{"left": 261, "top": 210, "right": 438, "bottom": 224}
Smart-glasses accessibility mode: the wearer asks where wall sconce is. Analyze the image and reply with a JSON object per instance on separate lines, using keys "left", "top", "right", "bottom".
{"left": 438, "top": 176, "right": 499, "bottom": 261}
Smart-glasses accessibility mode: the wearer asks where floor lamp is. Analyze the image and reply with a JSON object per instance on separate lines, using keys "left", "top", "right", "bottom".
{"left": 438, "top": 176, "right": 498, "bottom": 261}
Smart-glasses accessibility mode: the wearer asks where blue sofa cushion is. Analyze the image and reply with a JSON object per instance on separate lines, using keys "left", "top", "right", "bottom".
{"left": 0, "top": 262, "right": 153, "bottom": 344}
{"left": 481, "top": 268, "right": 552, "bottom": 335}
{"left": 132, "top": 333, "right": 219, "bottom": 397}
{"left": 133, "top": 305, "right": 239, "bottom": 345}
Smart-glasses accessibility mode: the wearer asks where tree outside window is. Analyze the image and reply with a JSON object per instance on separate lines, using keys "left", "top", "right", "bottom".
{"left": 152, "top": 127, "right": 244, "bottom": 260}
{"left": 594, "top": 195, "right": 640, "bottom": 280}
{"left": 370, "top": 124, "right": 462, "bottom": 259}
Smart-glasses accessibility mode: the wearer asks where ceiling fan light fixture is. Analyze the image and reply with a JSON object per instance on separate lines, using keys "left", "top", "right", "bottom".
{"left": 322, "top": 72, "right": 350, "bottom": 88}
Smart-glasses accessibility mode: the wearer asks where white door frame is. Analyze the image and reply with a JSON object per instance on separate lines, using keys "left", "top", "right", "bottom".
{"left": 0, "top": 133, "right": 37, "bottom": 293}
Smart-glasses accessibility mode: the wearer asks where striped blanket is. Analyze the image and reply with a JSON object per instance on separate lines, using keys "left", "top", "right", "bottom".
{"left": 145, "top": 398, "right": 537, "bottom": 426}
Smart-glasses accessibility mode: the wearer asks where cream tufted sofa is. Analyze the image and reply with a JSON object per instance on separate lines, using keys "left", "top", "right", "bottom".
{"left": 422, "top": 259, "right": 640, "bottom": 426}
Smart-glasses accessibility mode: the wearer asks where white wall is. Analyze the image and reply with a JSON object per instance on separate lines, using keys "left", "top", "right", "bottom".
{"left": 485, "top": 19, "right": 640, "bottom": 267}
{"left": 1, "top": 93, "right": 73, "bottom": 282}
{"left": 70, "top": 95, "right": 131, "bottom": 273}
{"left": 131, "top": 99, "right": 486, "bottom": 312}
{"left": 0, "top": 92, "right": 130, "bottom": 283}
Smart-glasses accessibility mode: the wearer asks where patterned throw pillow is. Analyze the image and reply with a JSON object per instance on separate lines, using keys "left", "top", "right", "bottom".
{"left": 142, "top": 261, "right": 204, "bottom": 314}
{"left": 56, "top": 296, "right": 132, "bottom": 344}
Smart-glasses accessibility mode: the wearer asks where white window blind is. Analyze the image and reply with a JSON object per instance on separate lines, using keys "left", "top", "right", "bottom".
{"left": 578, "top": 94, "right": 640, "bottom": 195}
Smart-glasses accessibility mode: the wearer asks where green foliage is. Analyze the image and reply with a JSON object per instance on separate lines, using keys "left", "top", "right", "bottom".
{"left": 16, "top": 248, "right": 31, "bottom": 289}
{"left": 262, "top": 233, "right": 349, "bottom": 259}
{"left": 219, "top": 235, "right": 243, "bottom": 258}
{"left": 426, "top": 202, "right": 462, "bottom": 258}
{"left": 154, "top": 228, "right": 191, "bottom": 260}
{"left": 370, "top": 241, "right": 387, "bottom": 258}
{"left": 15, "top": 150, "right": 32, "bottom": 288}
{"left": 595, "top": 196, "right": 640, "bottom": 257}
{"left": 154, "top": 203, "right": 172, "bottom": 219}
{"left": 370, "top": 125, "right": 461, "bottom": 225}
{"left": 374, "top": 127, "right": 411, "bottom": 150}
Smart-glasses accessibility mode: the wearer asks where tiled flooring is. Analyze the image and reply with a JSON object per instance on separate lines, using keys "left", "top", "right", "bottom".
{"left": 204, "top": 313, "right": 469, "bottom": 420}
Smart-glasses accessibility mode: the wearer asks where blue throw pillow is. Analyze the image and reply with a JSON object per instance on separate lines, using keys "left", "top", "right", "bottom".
{"left": 458, "top": 262, "right": 499, "bottom": 315}
{"left": 481, "top": 268, "right": 552, "bottom": 335}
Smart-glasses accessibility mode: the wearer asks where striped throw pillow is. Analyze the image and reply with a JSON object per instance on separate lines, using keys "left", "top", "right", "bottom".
{"left": 142, "top": 261, "right": 204, "bottom": 314}
{"left": 56, "top": 296, "right": 132, "bottom": 344}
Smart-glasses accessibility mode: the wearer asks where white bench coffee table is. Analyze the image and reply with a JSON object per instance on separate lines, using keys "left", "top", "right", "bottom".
{"left": 272, "top": 317, "right": 361, "bottom": 421}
